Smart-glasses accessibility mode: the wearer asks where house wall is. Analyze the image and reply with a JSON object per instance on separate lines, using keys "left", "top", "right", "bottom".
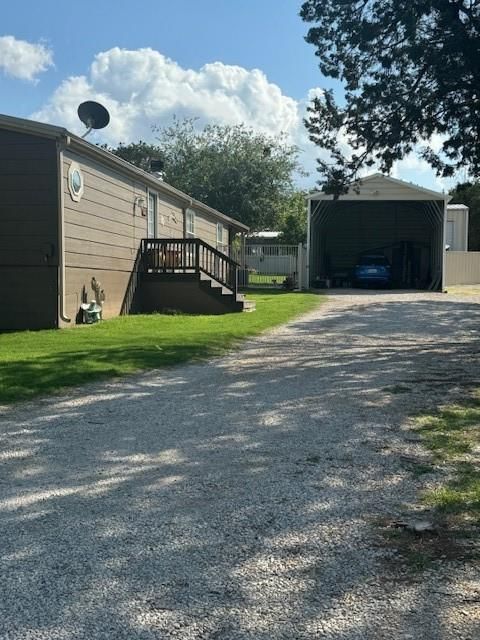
{"left": 61, "top": 149, "right": 237, "bottom": 324}
{"left": 0, "top": 129, "right": 59, "bottom": 330}
{"left": 62, "top": 149, "right": 185, "bottom": 323}
{"left": 191, "top": 207, "right": 229, "bottom": 250}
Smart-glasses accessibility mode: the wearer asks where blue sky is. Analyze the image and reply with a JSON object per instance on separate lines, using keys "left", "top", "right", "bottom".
{"left": 0, "top": 1, "right": 453, "bottom": 191}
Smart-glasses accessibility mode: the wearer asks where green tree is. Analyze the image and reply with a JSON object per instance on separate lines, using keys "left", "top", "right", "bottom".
{"left": 107, "top": 120, "right": 301, "bottom": 230}
{"left": 449, "top": 182, "right": 480, "bottom": 251}
{"left": 300, "top": 1, "right": 480, "bottom": 194}
{"left": 278, "top": 192, "right": 307, "bottom": 244}
{"left": 106, "top": 141, "right": 163, "bottom": 172}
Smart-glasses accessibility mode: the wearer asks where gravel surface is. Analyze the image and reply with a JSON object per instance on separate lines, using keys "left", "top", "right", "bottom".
{"left": 1, "top": 290, "right": 479, "bottom": 639}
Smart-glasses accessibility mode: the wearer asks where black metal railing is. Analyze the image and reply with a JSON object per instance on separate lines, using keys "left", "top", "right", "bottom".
{"left": 141, "top": 238, "right": 239, "bottom": 295}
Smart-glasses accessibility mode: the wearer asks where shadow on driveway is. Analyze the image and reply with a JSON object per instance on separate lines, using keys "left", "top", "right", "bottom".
{"left": 0, "top": 295, "right": 479, "bottom": 638}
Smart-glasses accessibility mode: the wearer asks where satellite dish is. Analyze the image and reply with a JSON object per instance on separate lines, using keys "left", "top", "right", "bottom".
{"left": 77, "top": 101, "right": 110, "bottom": 138}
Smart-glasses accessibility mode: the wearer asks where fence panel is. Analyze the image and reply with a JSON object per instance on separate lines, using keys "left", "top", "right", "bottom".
{"left": 231, "top": 244, "right": 300, "bottom": 287}
{"left": 445, "top": 251, "right": 480, "bottom": 285}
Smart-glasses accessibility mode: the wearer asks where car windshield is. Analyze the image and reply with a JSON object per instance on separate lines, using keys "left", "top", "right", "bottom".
{"left": 358, "top": 255, "right": 388, "bottom": 266}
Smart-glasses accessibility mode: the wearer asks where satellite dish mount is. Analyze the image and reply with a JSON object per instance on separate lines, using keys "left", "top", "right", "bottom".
{"left": 77, "top": 101, "right": 110, "bottom": 138}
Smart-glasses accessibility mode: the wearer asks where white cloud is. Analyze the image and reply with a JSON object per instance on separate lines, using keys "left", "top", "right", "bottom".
{"left": 33, "top": 47, "right": 299, "bottom": 145}
{"left": 0, "top": 35, "right": 53, "bottom": 82}
{"left": 391, "top": 151, "right": 457, "bottom": 193}
{"left": 31, "top": 46, "right": 462, "bottom": 192}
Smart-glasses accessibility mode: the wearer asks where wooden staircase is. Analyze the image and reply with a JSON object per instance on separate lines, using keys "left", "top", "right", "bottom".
{"left": 199, "top": 272, "right": 256, "bottom": 312}
{"left": 139, "top": 238, "right": 255, "bottom": 314}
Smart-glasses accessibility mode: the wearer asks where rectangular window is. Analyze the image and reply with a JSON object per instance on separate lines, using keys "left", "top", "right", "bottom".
{"left": 147, "top": 192, "right": 157, "bottom": 238}
{"left": 216, "top": 222, "right": 227, "bottom": 253}
{"left": 186, "top": 208, "right": 195, "bottom": 237}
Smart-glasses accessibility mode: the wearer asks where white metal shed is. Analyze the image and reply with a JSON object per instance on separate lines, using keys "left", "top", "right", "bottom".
{"left": 307, "top": 173, "right": 451, "bottom": 290}
{"left": 446, "top": 204, "right": 469, "bottom": 251}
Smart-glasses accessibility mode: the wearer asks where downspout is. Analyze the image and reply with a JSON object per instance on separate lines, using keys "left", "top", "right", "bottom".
{"left": 57, "top": 137, "right": 71, "bottom": 323}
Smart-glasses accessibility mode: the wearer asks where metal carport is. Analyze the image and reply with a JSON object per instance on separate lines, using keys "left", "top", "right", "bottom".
{"left": 307, "top": 173, "right": 449, "bottom": 290}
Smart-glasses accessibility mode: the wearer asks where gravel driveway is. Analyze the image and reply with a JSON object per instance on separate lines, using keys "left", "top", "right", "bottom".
{"left": 1, "top": 290, "right": 479, "bottom": 639}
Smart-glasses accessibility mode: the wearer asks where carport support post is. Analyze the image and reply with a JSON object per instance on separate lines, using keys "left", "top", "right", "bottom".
{"left": 297, "top": 242, "right": 303, "bottom": 289}
{"left": 442, "top": 199, "right": 447, "bottom": 291}
{"left": 306, "top": 198, "right": 311, "bottom": 289}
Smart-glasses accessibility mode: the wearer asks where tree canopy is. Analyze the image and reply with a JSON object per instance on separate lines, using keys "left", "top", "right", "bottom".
{"left": 300, "top": 0, "right": 480, "bottom": 194}
{"left": 278, "top": 192, "right": 307, "bottom": 244}
{"left": 106, "top": 120, "right": 302, "bottom": 231}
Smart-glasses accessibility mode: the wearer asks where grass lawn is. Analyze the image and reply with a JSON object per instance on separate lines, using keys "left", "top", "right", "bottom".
{"left": 381, "top": 396, "right": 480, "bottom": 572}
{"left": 0, "top": 290, "right": 322, "bottom": 404}
{"left": 415, "top": 397, "right": 480, "bottom": 523}
{"left": 446, "top": 284, "right": 480, "bottom": 296}
{"left": 248, "top": 273, "right": 286, "bottom": 286}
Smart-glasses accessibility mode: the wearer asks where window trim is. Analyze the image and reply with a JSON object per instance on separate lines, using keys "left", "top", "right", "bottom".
{"left": 67, "top": 162, "right": 84, "bottom": 202}
{"left": 216, "top": 222, "right": 224, "bottom": 245}
{"left": 186, "top": 208, "right": 195, "bottom": 237}
{"left": 147, "top": 191, "right": 157, "bottom": 238}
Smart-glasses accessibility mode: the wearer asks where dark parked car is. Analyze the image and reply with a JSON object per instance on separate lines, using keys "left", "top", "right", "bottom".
{"left": 353, "top": 254, "right": 392, "bottom": 287}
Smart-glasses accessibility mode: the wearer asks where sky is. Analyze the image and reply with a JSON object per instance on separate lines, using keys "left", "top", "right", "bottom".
{"left": 0, "top": 0, "right": 459, "bottom": 192}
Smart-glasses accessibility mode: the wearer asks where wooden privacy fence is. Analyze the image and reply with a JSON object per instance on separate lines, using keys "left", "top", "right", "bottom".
{"left": 445, "top": 251, "right": 480, "bottom": 285}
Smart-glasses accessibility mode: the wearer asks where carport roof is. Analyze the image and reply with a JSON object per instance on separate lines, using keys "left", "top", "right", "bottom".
{"left": 307, "top": 173, "right": 450, "bottom": 203}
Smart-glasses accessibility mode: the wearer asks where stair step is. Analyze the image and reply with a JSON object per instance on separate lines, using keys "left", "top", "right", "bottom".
{"left": 199, "top": 271, "right": 235, "bottom": 296}
{"left": 198, "top": 269, "right": 253, "bottom": 311}
{"left": 242, "top": 300, "right": 256, "bottom": 312}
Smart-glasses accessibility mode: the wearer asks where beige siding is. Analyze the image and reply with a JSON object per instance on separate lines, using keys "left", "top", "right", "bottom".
{"left": 154, "top": 191, "right": 184, "bottom": 238}
{"left": 62, "top": 150, "right": 185, "bottom": 321}
{"left": 0, "top": 129, "right": 58, "bottom": 330}
{"left": 192, "top": 208, "right": 217, "bottom": 246}
{"left": 192, "top": 207, "right": 230, "bottom": 251}
{"left": 445, "top": 252, "right": 480, "bottom": 285}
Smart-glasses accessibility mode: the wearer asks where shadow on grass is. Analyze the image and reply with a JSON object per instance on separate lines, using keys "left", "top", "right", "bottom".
{"left": 0, "top": 290, "right": 322, "bottom": 404}
{"left": 0, "top": 343, "right": 224, "bottom": 404}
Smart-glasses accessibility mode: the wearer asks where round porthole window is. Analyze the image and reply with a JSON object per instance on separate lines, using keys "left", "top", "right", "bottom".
{"left": 68, "top": 162, "right": 84, "bottom": 202}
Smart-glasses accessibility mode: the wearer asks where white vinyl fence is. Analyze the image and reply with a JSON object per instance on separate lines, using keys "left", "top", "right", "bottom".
{"left": 445, "top": 251, "right": 480, "bottom": 286}
{"left": 231, "top": 244, "right": 307, "bottom": 288}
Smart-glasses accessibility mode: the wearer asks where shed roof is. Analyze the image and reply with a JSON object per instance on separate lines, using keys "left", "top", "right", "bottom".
{"left": 447, "top": 203, "right": 468, "bottom": 210}
{"left": 0, "top": 112, "right": 249, "bottom": 232}
{"left": 307, "top": 173, "right": 450, "bottom": 203}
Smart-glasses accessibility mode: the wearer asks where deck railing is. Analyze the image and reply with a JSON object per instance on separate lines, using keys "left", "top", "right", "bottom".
{"left": 141, "top": 238, "right": 239, "bottom": 295}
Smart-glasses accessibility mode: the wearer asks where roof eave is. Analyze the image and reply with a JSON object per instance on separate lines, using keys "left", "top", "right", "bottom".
{"left": 0, "top": 112, "right": 249, "bottom": 232}
{"left": 307, "top": 172, "right": 449, "bottom": 202}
